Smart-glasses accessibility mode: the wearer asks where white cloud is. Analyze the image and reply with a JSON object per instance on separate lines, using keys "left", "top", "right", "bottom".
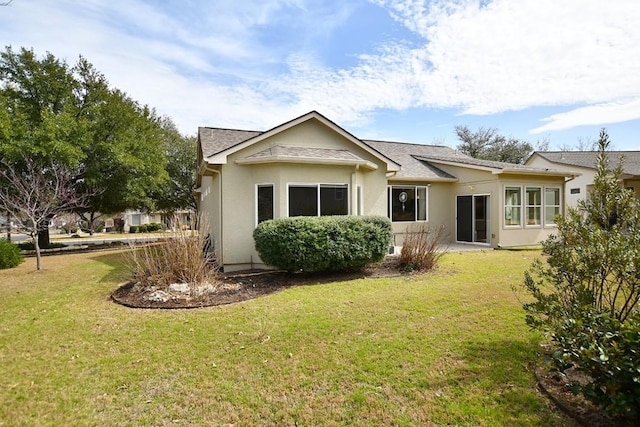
{"left": 531, "top": 100, "right": 640, "bottom": 134}
{"left": 1, "top": 0, "right": 639, "bottom": 135}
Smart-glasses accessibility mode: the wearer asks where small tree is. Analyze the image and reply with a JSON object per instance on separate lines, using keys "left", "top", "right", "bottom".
{"left": 0, "top": 157, "right": 90, "bottom": 270}
{"left": 521, "top": 129, "right": 640, "bottom": 419}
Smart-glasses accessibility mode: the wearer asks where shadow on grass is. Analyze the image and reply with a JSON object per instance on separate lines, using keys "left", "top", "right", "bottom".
{"left": 449, "top": 338, "right": 576, "bottom": 426}
{"left": 87, "top": 250, "right": 131, "bottom": 285}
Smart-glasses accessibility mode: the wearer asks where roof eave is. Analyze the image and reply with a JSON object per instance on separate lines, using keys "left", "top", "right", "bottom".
{"left": 494, "top": 168, "right": 581, "bottom": 177}
{"left": 387, "top": 175, "right": 458, "bottom": 183}
{"left": 235, "top": 156, "right": 379, "bottom": 170}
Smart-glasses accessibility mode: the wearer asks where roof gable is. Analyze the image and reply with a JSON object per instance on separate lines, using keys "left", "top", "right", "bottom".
{"left": 199, "top": 111, "right": 400, "bottom": 172}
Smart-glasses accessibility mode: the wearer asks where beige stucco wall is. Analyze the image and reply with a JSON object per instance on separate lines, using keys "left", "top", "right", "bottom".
{"left": 387, "top": 181, "right": 454, "bottom": 247}
{"left": 526, "top": 155, "right": 590, "bottom": 209}
{"left": 426, "top": 163, "right": 567, "bottom": 248}
{"left": 207, "top": 119, "right": 391, "bottom": 271}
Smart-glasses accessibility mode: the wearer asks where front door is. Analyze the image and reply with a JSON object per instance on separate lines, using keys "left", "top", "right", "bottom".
{"left": 456, "top": 195, "right": 490, "bottom": 244}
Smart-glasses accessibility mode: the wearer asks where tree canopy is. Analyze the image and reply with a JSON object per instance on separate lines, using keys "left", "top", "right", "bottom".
{"left": 454, "top": 125, "right": 547, "bottom": 164}
{"left": 0, "top": 46, "right": 196, "bottom": 236}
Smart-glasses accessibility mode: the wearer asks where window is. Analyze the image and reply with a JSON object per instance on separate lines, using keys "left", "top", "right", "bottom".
{"left": 288, "top": 184, "right": 348, "bottom": 217}
{"left": 525, "top": 187, "right": 542, "bottom": 226}
{"left": 570, "top": 188, "right": 580, "bottom": 194}
{"left": 389, "top": 186, "right": 428, "bottom": 222}
{"left": 545, "top": 187, "right": 561, "bottom": 226}
{"left": 257, "top": 184, "right": 274, "bottom": 224}
{"left": 504, "top": 187, "right": 521, "bottom": 226}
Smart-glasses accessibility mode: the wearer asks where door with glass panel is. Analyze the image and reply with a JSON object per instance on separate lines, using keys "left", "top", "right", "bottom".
{"left": 456, "top": 195, "right": 490, "bottom": 243}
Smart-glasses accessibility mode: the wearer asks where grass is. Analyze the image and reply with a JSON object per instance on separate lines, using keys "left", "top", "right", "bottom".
{"left": 0, "top": 249, "right": 575, "bottom": 426}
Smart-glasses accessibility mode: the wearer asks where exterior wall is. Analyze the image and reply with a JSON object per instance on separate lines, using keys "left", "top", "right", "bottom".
{"left": 216, "top": 121, "right": 390, "bottom": 271}
{"left": 427, "top": 163, "right": 567, "bottom": 248}
{"left": 526, "top": 155, "right": 592, "bottom": 210}
{"left": 496, "top": 174, "right": 566, "bottom": 247}
{"left": 387, "top": 181, "right": 453, "bottom": 247}
{"left": 198, "top": 174, "right": 221, "bottom": 260}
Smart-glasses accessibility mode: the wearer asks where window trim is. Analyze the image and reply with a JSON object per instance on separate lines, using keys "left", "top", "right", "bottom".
{"left": 525, "top": 186, "right": 542, "bottom": 227}
{"left": 255, "top": 183, "right": 275, "bottom": 226}
{"left": 388, "top": 185, "right": 429, "bottom": 223}
{"left": 504, "top": 186, "right": 522, "bottom": 227}
{"left": 286, "top": 182, "right": 350, "bottom": 217}
{"left": 544, "top": 187, "right": 561, "bottom": 227}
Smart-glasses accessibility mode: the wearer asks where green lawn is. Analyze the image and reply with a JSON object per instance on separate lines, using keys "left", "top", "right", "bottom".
{"left": 0, "top": 250, "right": 575, "bottom": 426}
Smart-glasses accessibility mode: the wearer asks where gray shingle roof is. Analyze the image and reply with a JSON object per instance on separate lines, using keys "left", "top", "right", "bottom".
{"left": 534, "top": 151, "right": 640, "bottom": 175}
{"left": 241, "top": 145, "right": 365, "bottom": 162}
{"left": 363, "top": 140, "right": 458, "bottom": 180}
{"left": 199, "top": 127, "right": 262, "bottom": 159}
{"left": 198, "top": 125, "right": 569, "bottom": 180}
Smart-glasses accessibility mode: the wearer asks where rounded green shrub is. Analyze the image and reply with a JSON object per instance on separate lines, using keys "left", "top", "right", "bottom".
{"left": 0, "top": 239, "right": 24, "bottom": 269}
{"left": 129, "top": 225, "right": 139, "bottom": 233}
{"left": 253, "top": 215, "right": 391, "bottom": 272}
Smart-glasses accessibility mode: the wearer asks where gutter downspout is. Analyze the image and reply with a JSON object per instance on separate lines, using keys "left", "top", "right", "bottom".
{"left": 563, "top": 174, "right": 578, "bottom": 217}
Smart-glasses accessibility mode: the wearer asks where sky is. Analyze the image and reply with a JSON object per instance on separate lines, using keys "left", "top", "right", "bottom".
{"left": 1, "top": 0, "right": 639, "bottom": 150}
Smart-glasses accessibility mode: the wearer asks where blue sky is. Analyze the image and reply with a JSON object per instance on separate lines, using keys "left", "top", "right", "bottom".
{"left": 1, "top": 0, "right": 639, "bottom": 150}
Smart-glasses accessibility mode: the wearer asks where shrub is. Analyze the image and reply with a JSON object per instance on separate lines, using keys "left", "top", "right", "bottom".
{"left": 129, "top": 225, "right": 139, "bottom": 233}
{"left": 126, "top": 215, "right": 217, "bottom": 289}
{"left": 146, "top": 222, "right": 163, "bottom": 232}
{"left": 17, "top": 241, "right": 66, "bottom": 250}
{"left": 138, "top": 224, "right": 148, "bottom": 233}
{"left": 399, "top": 223, "right": 447, "bottom": 271}
{"left": 253, "top": 215, "right": 391, "bottom": 272}
{"left": 0, "top": 238, "right": 24, "bottom": 269}
{"left": 520, "top": 130, "right": 640, "bottom": 420}
{"left": 549, "top": 312, "right": 640, "bottom": 418}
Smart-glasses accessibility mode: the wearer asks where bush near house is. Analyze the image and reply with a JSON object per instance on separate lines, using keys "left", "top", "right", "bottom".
{"left": 0, "top": 239, "right": 23, "bottom": 269}
{"left": 254, "top": 216, "right": 392, "bottom": 273}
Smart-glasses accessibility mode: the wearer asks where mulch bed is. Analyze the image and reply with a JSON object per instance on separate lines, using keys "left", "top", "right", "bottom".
{"left": 111, "top": 256, "right": 403, "bottom": 310}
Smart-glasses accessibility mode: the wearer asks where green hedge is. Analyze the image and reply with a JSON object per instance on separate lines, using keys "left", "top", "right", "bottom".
{"left": 253, "top": 216, "right": 391, "bottom": 272}
{"left": 0, "top": 239, "right": 24, "bottom": 269}
{"left": 130, "top": 223, "right": 164, "bottom": 233}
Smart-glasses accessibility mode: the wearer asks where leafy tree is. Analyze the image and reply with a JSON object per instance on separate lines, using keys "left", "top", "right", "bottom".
{"left": 151, "top": 118, "right": 197, "bottom": 214}
{"left": 0, "top": 46, "right": 169, "bottom": 238}
{"left": 454, "top": 125, "right": 543, "bottom": 164}
{"left": 520, "top": 129, "right": 640, "bottom": 420}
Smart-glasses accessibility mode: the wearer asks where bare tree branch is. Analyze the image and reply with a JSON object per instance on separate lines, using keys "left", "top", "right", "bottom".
{"left": 0, "top": 156, "right": 92, "bottom": 270}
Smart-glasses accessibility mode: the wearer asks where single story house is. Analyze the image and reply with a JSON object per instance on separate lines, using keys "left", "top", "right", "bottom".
{"left": 197, "top": 111, "right": 574, "bottom": 272}
{"left": 526, "top": 151, "right": 640, "bottom": 209}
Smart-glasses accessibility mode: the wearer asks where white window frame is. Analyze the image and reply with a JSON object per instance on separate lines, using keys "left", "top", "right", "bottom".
{"left": 525, "top": 186, "right": 542, "bottom": 227}
{"left": 504, "top": 186, "right": 522, "bottom": 227}
{"left": 544, "top": 187, "right": 561, "bottom": 227}
{"left": 255, "top": 183, "right": 275, "bottom": 226}
{"left": 388, "top": 185, "right": 429, "bottom": 222}
{"left": 286, "top": 183, "right": 350, "bottom": 217}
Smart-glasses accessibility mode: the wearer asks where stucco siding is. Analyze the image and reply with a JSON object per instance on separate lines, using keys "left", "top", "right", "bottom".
{"left": 217, "top": 122, "right": 390, "bottom": 271}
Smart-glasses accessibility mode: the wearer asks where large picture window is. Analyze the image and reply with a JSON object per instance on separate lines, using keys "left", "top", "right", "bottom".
{"left": 545, "top": 187, "right": 561, "bottom": 226}
{"left": 504, "top": 187, "right": 522, "bottom": 226}
{"left": 257, "top": 184, "right": 274, "bottom": 224}
{"left": 525, "top": 187, "right": 542, "bottom": 226}
{"left": 288, "top": 184, "right": 348, "bottom": 217}
{"left": 389, "top": 186, "right": 428, "bottom": 222}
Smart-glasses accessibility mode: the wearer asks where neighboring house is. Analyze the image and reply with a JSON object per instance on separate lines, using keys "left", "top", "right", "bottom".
{"left": 526, "top": 151, "right": 640, "bottom": 209}
{"left": 122, "top": 209, "right": 193, "bottom": 232}
{"left": 197, "top": 111, "right": 574, "bottom": 272}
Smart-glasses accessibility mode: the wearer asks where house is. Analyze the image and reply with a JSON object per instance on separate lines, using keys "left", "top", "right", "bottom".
{"left": 526, "top": 151, "right": 640, "bottom": 209}
{"left": 197, "top": 111, "right": 574, "bottom": 272}
{"left": 121, "top": 209, "right": 194, "bottom": 232}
